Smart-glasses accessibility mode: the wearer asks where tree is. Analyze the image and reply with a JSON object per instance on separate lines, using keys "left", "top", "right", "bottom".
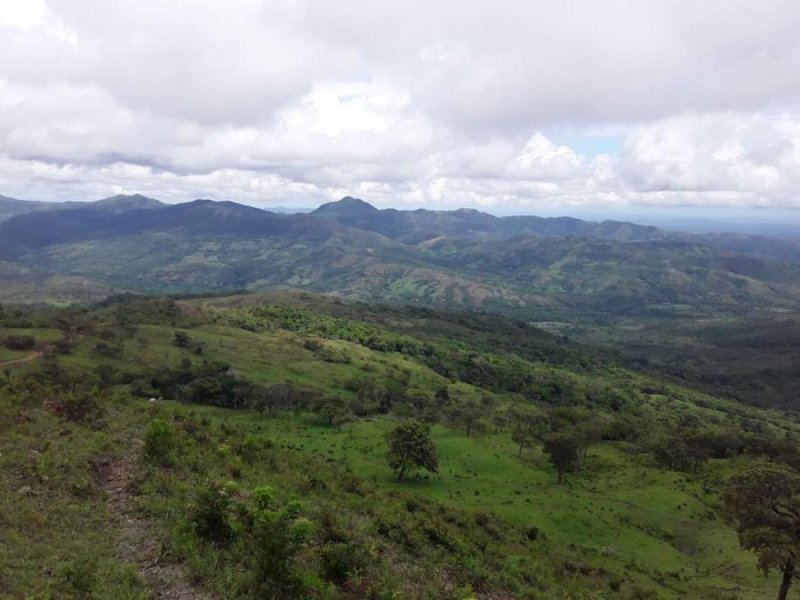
{"left": 173, "top": 331, "right": 191, "bottom": 348}
{"left": 723, "top": 466, "right": 800, "bottom": 600}
{"left": 312, "top": 396, "right": 354, "bottom": 430}
{"left": 449, "top": 397, "right": 494, "bottom": 437}
{"left": 652, "top": 431, "right": 711, "bottom": 472}
{"left": 385, "top": 421, "right": 438, "bottom": 481}
{"left": 573, "top": 420, "right": 604, "bottom": 460}
{"left": 652, "top": 436, "right": 695, "bottom": 472}
{"left": 511, "top": 412, "right": 548, "bottom": 457}
{"left": 543, "top": 432, "right": 579, "bottom": 484}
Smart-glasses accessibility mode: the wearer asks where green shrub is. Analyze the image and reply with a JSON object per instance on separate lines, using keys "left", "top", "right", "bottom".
{"left": 58, "top": 556, "right": 98, "bottom": 598}
{"left": 143, "top": 418, "right": 176, "bottom": 464}
{"left": 247, "top": 489, "right": 314, "bottom": 596}
{"left": 320, "top": 542, "right": 371, "bottom": 585}
{"left": 4, "top": 335, "right": 36, "bottom": 350}
{"left": 62, "top": 391, "right": 105, "bottom": 426}
{"left": 192, "top": 480, "right": 238, "bottom": 545}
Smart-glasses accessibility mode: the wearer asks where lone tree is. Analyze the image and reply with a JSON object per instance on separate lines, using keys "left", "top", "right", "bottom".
{"left": 543, "top": 432, "right": 579, "bottom": 484}
{"left": 723, "top": 466, "right": 800, "bottom": 600}
{"left": 385, "top": 421, "right": 438, "bottom": 481}
{"left": 173, "top": 331, "right": 191, "bottom": 348}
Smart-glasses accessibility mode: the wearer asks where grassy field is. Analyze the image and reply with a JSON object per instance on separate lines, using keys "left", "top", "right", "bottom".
{"left": 162, "top": 404, "right": 775, "bottom": 599}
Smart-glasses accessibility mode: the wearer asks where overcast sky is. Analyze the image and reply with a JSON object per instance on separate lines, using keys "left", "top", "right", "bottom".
{"left": 1, "top": 0, "right": 800, "bottom": 212}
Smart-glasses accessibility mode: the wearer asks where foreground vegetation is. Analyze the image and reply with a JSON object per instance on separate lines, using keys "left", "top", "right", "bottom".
{"left": 2, "top": 293, "right": 800, "bottom": 598}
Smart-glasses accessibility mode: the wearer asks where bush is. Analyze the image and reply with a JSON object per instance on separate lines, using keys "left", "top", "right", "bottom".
{"left": 93, "top": 342, "right": 122, "bottom": 358}
{"left": 249, "top": 495, "right": 314, "bottom": 596}
{"left": 143, "top": 418, "right": 176, "bottom": 464}
{"left": 173, "top": 331, "right": 191, "bottom": 348}
{"left": 303, "top": 338, "right": 322, "bottom": 352}
{"left": 62, "top": 391, "right": 104, "bottom": 426}
{"left": 58, "top": 556, "right": 98, "bottom": 598}
{"left": 192, "top": 480, "right": 238, "bottom": 544}
{"left": 320, "top": 542, "right": 372, "bottom": 585}
{"left": 4, "top": 335, "right": 36, "bottom": 351}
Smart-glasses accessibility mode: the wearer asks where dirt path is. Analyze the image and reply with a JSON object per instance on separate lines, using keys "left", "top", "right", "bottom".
{"left": 102, "top": 446, "right": 214, "bottom": 600}
{"left": 0, "top": 350, "right": 43, "bottom": 368}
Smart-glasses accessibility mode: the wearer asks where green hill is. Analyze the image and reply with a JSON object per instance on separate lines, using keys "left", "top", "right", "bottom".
{"left": 1, "top": 293, "right": 798, "bottom": 599}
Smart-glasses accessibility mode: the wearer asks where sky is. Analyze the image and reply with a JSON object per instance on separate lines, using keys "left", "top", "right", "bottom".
{"left": 1, "top": 0, "right": 800, "bottom": 215}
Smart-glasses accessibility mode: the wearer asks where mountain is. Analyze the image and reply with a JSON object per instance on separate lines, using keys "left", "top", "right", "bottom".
{"left": 0, "top": 194, "right": 82, "bottom": 223}
{"left": 0, "top": 193, "right": 162, "bottom": 223}
{"left": 91, "top": 193, "right": 165, "bottom": 212}
{"left": 0, "top": 198, "right": 342, "bottom": 251}
{"left": 3, "top": 194, "right": 800, "bottom": 319}
{"left": 313, "top": 197, "right": 666, "bottom": 244}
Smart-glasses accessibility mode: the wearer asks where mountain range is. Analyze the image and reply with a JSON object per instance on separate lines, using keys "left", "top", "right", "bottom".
{"left": 2, "top": 193, "right": 800, "bottom": 317}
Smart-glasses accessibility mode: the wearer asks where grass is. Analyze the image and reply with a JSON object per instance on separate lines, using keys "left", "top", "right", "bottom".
{"left": 0, "top": 390, "right": 150, "bottom": 599}
{"left": 164, "top": 404, "right": 777, "bottom": 599}
{"left": 0, "top": 347, "right": 25, "bottom": 361}
{"left": 2, "top": 294, "right": 796, "bottom": 599}
{"left": 0, "top": 327, "right": 64, "bottom": 361}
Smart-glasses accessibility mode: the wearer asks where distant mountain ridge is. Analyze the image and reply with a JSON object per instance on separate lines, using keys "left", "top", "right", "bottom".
{"left": 312, "top": 196, "right": 665, "bottom": 244}
{"left": 3, "top": 193, "right": 800, "bottom": 316}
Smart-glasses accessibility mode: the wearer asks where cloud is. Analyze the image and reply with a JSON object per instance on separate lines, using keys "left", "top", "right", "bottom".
{"left": 1, "top": 0, "right": 800, "bottom": 209}
{"left": 617, "top": 112, "right": 800, "bottom": 204}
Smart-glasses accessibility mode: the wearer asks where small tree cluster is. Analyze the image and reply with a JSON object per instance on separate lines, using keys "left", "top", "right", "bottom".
{"left": 4, "top": 335, "right": 36, "bottom": 351}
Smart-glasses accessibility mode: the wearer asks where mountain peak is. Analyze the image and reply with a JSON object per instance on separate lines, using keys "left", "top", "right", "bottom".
{"left": 313, "top": 196, "right": 379, "bottom": 217}
{"left": 95, "top": 194, "right": 164, "bottom": 211}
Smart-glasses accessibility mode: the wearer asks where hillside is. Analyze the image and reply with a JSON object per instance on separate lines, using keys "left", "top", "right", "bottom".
{"left": 2, "top": 292, "right": 799, "bottom": 599}
{"left": 0, "top": 194, "right": 83, "bottom": 223}
{"left": 565, "top": 313, "right": 800, "bottom": 410}
{"left": 312, "top": 196, "right": 668, "bottom": 244}
{"left": 2, "top": 196, "right": 800, "bottom": 319}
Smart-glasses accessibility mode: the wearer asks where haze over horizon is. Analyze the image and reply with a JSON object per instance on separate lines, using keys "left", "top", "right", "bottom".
{"left": 2, "top": 0, "right": 800, "bottom": 215}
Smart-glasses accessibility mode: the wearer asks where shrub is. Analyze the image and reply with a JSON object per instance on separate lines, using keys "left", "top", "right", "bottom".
{"left": 250, "top": 498, "right": 314, "bottom": 596}
{"left": 192, "top": 480, "right": 238, "bottom": 545}
{"left": 303, "top": 338, "right": 322, "bottom": 352}
{"left": 320, "top": 541, "right": 372, "bottom": 585}
{"left": 235, "top": 434, "right": 264, "bottom": 464}
{"left": 92, "top": 342, "right": 122, "bottom": 358}
{"left": 58, "top": 556, "right": 98, "bottom": 598}
{"left": 143, "top": 418, "right": 176, "bottom": 464}
{"left": 4, "top": 335, "right": 36, "bottom": 350}
{"left": 173, "top": 331, "right": 191, "bottom": 348}
{"left": 62, "top": 391, "right": 104, "bottom": 426}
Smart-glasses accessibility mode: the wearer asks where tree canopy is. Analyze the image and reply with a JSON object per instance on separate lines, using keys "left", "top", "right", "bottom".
{"left": 723, "top": 465, "right": 800, "bottom": 600}
{"left": 543, "top": 432, "right": 580, "bottom": 484}
{"left": 385, "top": 421, "right": 438, "bottom": 481}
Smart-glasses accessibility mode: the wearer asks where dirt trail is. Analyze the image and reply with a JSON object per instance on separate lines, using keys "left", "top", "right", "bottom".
{"left": 102, "top": 446, "right": 214, "bottom": 600}
{"left": 0, "top": 351, "right": 43, "bottom": 368}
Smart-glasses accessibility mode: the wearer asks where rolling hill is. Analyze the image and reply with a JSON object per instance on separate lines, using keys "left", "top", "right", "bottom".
{"left": 3, "top": 292, "right": 800, "bottom": 599}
